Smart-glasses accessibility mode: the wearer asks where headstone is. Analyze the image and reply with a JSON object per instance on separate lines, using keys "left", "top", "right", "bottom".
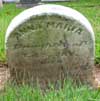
{"left": 41, "top": 0, "right": 76, "bottom": 2}
{"left": 6, "top": 4, "right": 95, "bottom": 88}
{"left": 16, "top": 0, "right": 40, "bottom": 8}
{"left": 0, "top": 0, "right": 3, "bottom": 8}
{"left": 3, "top": 0, "right": 15, "bottom": 2}
{"left": 20, "top": 0, "right": 39, "bottom": 3}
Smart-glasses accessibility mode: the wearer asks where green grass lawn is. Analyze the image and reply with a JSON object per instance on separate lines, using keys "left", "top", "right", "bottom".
{"left": 0, "top": 81, "right": 100, "bottom": 101}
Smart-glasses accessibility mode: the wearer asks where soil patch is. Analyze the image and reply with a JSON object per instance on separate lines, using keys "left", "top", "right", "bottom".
{"left": 0, "top": 61, "right": 10, "bottom": 90}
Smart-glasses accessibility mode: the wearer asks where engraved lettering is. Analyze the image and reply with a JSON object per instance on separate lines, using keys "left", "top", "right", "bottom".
{"left": 75, "top": 28, "right": 83, "bottom": 35}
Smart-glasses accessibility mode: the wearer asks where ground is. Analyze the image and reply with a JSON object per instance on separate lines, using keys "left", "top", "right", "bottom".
{"left": 93, "top": 64, "right": 100, "bottom": 88}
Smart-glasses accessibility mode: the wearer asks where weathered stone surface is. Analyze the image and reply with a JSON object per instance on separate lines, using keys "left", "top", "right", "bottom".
{"left": 6, "top": 4, "right": 95, "bottom": 88}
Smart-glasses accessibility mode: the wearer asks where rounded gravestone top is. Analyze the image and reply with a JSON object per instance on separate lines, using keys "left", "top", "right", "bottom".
{"left": 6, "top": 4, "right": 94, "bottom": 44}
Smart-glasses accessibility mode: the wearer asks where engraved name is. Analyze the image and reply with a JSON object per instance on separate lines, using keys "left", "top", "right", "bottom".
{"left": 20, "top": 21, "right": 83, "bottom": 35}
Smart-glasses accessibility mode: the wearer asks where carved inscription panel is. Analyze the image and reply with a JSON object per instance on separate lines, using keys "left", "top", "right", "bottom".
{"left": 7, "top": 15, "right": 93, "bottom": 63}
{"left": 6, "top": 15, "right": 94, "bottom": 85}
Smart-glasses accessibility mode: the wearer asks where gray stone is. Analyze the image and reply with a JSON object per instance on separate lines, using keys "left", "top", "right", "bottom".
{"left": 20, "top": 0, "right": 39, "bottom": 3}
{"left": 41, "top": 0, "right": 76, "bottom": 2}
{"left": 6, "top": 4, "right": 95, "bottom": 88}
{"left": 16, "top": 0, "right": 40, "bottom": 8}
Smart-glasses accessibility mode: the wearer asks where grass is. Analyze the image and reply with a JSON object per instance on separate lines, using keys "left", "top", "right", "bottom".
{"left": 0, "top": 80, "right": 99, "bottom": 101}
{"left": 0, "top": 4, "right": 24, "bottom": 61}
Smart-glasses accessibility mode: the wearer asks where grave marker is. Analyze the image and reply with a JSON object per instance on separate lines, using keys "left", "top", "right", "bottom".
{"left": 16, "top": 0, "right": 40, "bottom": 8}
{"left": 6, "top": 4, "right": 95, "bottom": 88}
